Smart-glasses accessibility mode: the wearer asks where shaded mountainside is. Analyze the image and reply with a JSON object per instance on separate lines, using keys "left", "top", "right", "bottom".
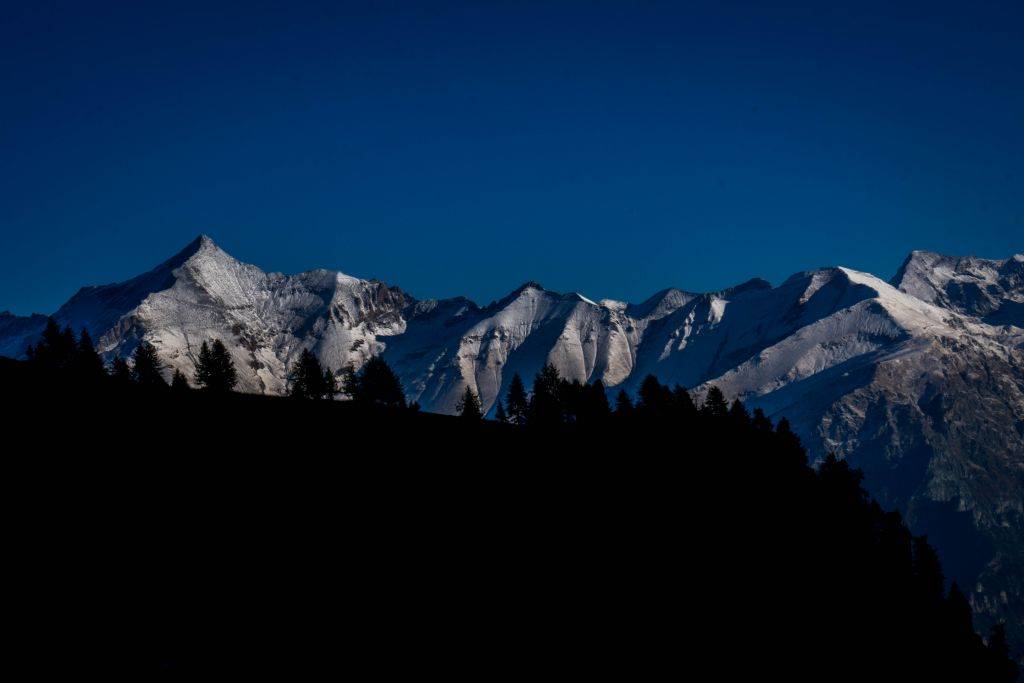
{"left": 1, "top": 357, "right": 1018, "bottom": 679}
{"left": 1, "top": 235, "right": 1022, "bottom": 651}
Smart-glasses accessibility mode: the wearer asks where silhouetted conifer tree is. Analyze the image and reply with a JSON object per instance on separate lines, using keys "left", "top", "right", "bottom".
{"left": 728, "top": 398, "right": 750, "bottom": 426}
{"left": 702, "top": 385, "right": 729, "bottom": 418}
{"left": 195, "top": 340, "right": 238, "bottom": 393}
{"left": 578, "top": 380, "right": 611, "bottom": 424}
{"left": 110, "top": 356, "right": 131, "bottom": 386}
{"left": 672, "top": 384, "right": 697, "bottom": 419}
{"left": 614, "top": 389, "right": 634, "bottom": 418}
{"left": 751, "top": 407, "right": 773, "bottom": 432}
{"left": 527, "top": 364, "right": 563, "bottom": 427}
{"left": 348, "top": 357, "right": 406, "bottom": 408}
{"left": 945, "top": 583, "right": 976, "bottom": 641}
{"left": 171, "top": 369, "right": 190, "bottom": 392}
{"left": 818, "top": 453, "right": 865, "bottom": 507}
{"left": 637, "top": 374, "right": 674, "bottom": 418}
{"left": 986, "top": 623, "right": 1018, "bottom": 683}
{"left": 774, "top": 418, "right": 807, "bottom": 467}
{"left": 505, "top": 373, "right": 529, "bottom": 425}
{"left": 71, "top": 328, "right": 106, "bottom": 383}
{"left": 493, "top": 399, "right": 509, "bottom": 423}
{"left": 288, "top": 348, "right": 336, "bottom": 400}
{"left": 131, "top": 342, "right": 167, "bottom": 388}
{"left": 321, "top": 367, "right": 338, "bottom": 399}
{"left": 457, "top": 386, "right": 482, "bottom": 421}
{"left": 30, "top": 318, "right": 76, "bottom": 370}
{"left": 60, "top": 325, "right": 76, "bottom": 356}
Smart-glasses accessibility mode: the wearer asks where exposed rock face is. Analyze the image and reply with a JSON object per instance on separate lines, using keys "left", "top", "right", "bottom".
{"left": 2, "top": 236, "right": 1022, "bottom": 648}
{"left": 893, "top": 250, "right": 1024, "bottom": 328}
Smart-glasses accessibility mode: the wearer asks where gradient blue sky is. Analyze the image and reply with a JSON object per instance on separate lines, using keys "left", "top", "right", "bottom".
{"left": 2, "top": 1, "right": 1021, "bottom": 314}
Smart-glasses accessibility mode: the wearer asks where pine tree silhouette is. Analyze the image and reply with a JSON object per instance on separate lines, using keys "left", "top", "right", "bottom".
{"left": 614, "top": 389, "right": 634, "bottom": 418}
{"left": 30, "top": 318, "right": 76, "bottom": 370}
{"left": 728, "top": 398, "right": 750, "bottom": 428}
{"left": 457, "top": 386, "right": 482, "bottom": 421}
{"left": 131, "top": 342, "right": 167, "bottom": 388}
{"left": 110, "top": 356, "right": 132, "bottom": 386}
{"left": 702, "top": 385, "right": 729, "bottom": 418}
{"left": 751, "top": 407, "right": 773, "bottom": 432}
{"left": 672, "top": 384, "right": 697, "bottom": 419}
{"left": 321, "top": 367, "right": 338, "bottom": 400}
{"left": 638, "top": 374, "right": 673, "bottom": 418}
{"left": 946, "top": 583, "right": 977, "bottom": 641}
{"left": 195, "top": 340, "right": 238, "bottom": 393}
{"left": 578, "top": 379, "right": 611, "bottom": 424}
{"left": 774, "top": 418, "right": 807, "bottom": 467}
{"left": 986, "top": 623, "right": 1019, "bottom": 683}
{"left": 288, "top": 348, "right": 336, "bottom": 400}
{"left": 171, "top": 369, "right": 190, "bottom": 392}
{"left": 527, "top": 364, "right": 563, "bottom": 427}
{"left": 493, "top": 399, "right": 509, "bottom": 423}
{"left": 505, "top": 373, "right": 529, "bottom": 425}
{"left": 72, "top": 328, "right": 106, "bottom": 383}
{"left": 348, "top": 357, "right": 406, "bottom": 408}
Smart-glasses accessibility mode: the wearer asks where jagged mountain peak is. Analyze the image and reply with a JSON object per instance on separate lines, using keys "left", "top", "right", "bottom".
{"left": 891, "top": 248, "right": 1024, "bottom": 326}
{"left": 720, "top": 277, "right": 773, "bottom": 297}
{"left": 626, "top": 287, "right": 695, "bottom": 321}
{"left": 514, "top": 280, "right": 545, "bottom": 293}
{"left": 160, "top": 233, "right": 225, "bottom": 267}
{"left": 488, "top": 281, "right": 597, "bottom": 312}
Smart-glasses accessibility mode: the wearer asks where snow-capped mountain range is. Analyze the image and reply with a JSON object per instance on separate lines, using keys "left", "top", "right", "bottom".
{"left": 2, "top": 235, "right": 1023, "bottom": 640}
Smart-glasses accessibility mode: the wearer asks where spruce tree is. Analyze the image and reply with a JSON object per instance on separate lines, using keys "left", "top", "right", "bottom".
{"left": 31, "top": 318, "right": 75, "bottom": 370}
{"left": 505, "top": 373, "right": 529, "bottom": 425}
{"left": 171, "top": 369, "right": 190, "bottom": 392}
{"left": 72, "top": 328, "right": 106, "bottom": 382}
{"left": 527, "top": 364, "right": 563, "bottom": 427}
{"left": 728, "top": 398, "right": 750, "bottom": 426}
{"left": 751, "top": 407, "right": 773, "bottom": 432}
{"left": 195, "top": 342, "right": 214, "bottom": 388}
{"left": 40, "top": 317, "right": 62, "bottom": 350}
{"left": 638, "top": 374, "right": 672, "bottom": 417}
{"left": 945, "top": 583, "right": 976, "bottom": 641}
{"left": 195, "top": 339, "right": 238, "bottom": 393}
{"left": 615, "top": 389, "right": 634, "bottom": 418}
{"left": 578, "top": 380, "right": 611, "bottom": 424}
{"left": 348, "top": 357, "right": 406, "bottom": 408}
{"left": 211, "top": 339, "right": 238, "bottom": 391}
{"left": 493, "top": 399, "right": 509, "bottom": 423}
{"left": 110, "top": 356, "right": 132, "bottom": 385}
{"left": 321, "top": 367, "right": 338, "bottom": 400}
{"left": 60, "top": 326, "right": 76, "bottom": 361}
{"left": 289, "top": 348, "right": 334, "bottom": 400}
{"left": 457, "top": 386, "right": 482, "bottom": 421}
{"left": 131, "top": 342, "right": 167, "bottom": 388}
{"left": 672, "top": 384, "right": 697, "bottom": 419}
{"left": 986, "top": 623, "right": 1018, "bottom": 683}
{"left": 775, "top": 418, "right": 807, "bottom": 466}
{"left": 702, "top": 385, "right": 729, "bottom": 418}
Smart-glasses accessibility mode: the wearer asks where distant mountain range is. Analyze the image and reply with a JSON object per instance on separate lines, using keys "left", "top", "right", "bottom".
{"left": 2, "top": 235, "right": 1023, "bottom": 648}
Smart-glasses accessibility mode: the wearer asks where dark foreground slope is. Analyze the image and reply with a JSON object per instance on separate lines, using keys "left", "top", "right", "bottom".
{"left": 0, "top": 359, "right": 1017, "bottom": 680}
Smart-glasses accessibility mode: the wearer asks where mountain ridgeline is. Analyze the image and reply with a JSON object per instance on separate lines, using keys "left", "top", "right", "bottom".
{"left": 1, "top": 332, "right": 1019, "bottom": 679}
{"left": 1, "top": 235, "right": 1022, "bottom": 656}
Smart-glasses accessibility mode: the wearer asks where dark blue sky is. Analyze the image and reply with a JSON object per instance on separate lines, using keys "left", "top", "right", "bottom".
{"left": 2, "top": 1, "right": 1021, "bottom": 314}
